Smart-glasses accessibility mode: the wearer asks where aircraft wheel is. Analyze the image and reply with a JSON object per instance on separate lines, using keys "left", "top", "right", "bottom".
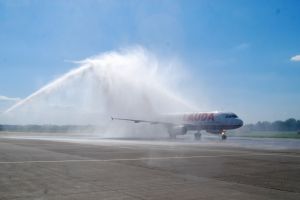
{"left": 169, "top": 133, "right": 176, "bottom": 139}
{"left": 221, "top": 134, "right": 227, "bottom": 140}
{"left": 194, "top": 132, "right": 201, "bottom": 140}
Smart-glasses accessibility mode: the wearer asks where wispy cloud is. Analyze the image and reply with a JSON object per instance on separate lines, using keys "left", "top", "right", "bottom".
{"left": 0, "top": 95, "right": 21, "bottom": 102}
{"left": 290, "top": 55, "right": 300, "bottom": 62}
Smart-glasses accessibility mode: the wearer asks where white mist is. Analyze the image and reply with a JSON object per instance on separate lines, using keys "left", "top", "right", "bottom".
{"left": 3, "top": 46, "right": 195, "bottom": 137}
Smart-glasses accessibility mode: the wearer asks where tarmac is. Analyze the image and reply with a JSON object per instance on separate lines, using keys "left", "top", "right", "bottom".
{"left": 0, "top": 133, "right": 300, "bottom": 200}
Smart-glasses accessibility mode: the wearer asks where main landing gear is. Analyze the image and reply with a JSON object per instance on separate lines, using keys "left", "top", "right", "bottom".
{"left": 194, "top": 131, "right": 202, "bottom": 140}
{"left": 169, "top": 133, "right": 176, "bottom": 139}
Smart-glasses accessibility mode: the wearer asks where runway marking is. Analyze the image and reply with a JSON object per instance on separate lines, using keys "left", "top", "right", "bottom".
{"left": 0, "top": 152, "right": 299, "bottom": 164}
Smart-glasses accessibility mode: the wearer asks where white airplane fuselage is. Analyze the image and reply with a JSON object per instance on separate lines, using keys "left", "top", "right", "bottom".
{"left": 159, "top": 112, "right": 243, "bottom": 137}
{"left": 112, "top": 111, "right": 243, "bottom": 140}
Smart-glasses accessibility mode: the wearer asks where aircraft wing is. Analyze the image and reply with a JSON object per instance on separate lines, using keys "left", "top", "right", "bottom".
{"left": 111, "top": 117, "right": 174, "bottom": 126}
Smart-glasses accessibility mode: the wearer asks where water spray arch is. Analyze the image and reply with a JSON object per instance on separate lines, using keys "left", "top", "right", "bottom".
{"left": 4, "top": 47, "right": 195, "bottom": 136}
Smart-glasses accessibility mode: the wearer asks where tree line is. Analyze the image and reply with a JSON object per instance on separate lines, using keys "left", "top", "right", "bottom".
{"left": 0, "top": 124, "right": 96, "bottom": 133}
{"left": 0, "top": 118, "right": 299, "bottom": 133}
{"left": 240, "top": 118, "right": 300, "bottom": 132}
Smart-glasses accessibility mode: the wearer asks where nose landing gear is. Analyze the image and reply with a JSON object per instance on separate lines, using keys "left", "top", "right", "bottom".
{"left": 221, "top": 131, "right": 227, "bottom": 140}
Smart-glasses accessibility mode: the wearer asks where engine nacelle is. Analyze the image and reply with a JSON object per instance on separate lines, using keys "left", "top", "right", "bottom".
{"left": 206, "top": 129, "right": 222, "bottom": 134}
{"left": 168, "top": 126, "right": 187, "bottom": 136}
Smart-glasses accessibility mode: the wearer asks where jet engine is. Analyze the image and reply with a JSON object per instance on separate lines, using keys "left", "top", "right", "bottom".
{"left": 168, "top": 126, "right": 187, "bottom": 138}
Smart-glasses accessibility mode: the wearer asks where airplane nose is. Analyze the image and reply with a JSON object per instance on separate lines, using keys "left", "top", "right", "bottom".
{"left": 238, "top": 119, "right": 243, "bottom": 127}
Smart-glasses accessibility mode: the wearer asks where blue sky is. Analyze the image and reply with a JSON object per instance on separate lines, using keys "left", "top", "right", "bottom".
{"left": 0, "top": 0, "right": 300, "bottom": 123}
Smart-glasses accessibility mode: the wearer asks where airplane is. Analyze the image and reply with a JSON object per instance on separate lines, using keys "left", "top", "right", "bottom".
{"left": 111, "top": 112, "right": 243, "bottom": 140}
